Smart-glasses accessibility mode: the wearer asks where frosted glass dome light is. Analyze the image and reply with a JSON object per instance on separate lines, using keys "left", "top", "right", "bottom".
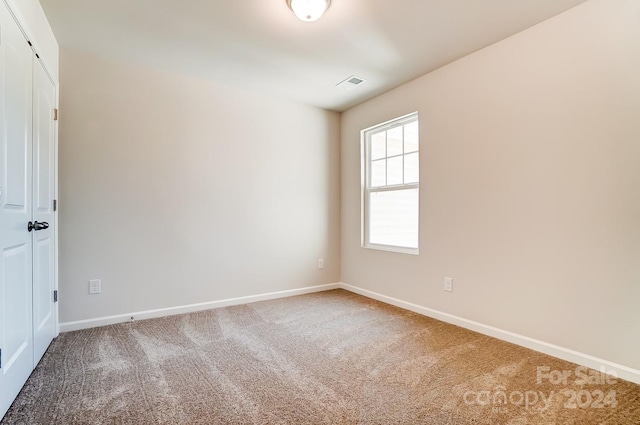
{"left": 287, "top": 0, "right": 331, "bottom": 22}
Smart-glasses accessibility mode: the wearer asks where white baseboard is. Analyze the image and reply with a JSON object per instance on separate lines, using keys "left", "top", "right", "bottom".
{"left": 59, "top": 283, "right": 340, "bottom": 333}
{"left": 58, "top": 280, "right": 640, "bottom": 385}
{"left": 339, "top": 282, "right": 640, "bottom": 386}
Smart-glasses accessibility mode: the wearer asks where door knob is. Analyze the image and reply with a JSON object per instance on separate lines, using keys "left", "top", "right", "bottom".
{"left": 27, "top": 221, "right": 49, "bottom": 232}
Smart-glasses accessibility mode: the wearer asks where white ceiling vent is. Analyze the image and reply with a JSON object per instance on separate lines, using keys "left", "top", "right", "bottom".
{"left": 337, "top": 75, "right": 366, "bottom": 90}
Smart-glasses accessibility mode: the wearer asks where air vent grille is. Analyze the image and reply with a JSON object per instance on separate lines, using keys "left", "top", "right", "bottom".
{"left": 337, "top": 75, "right": 367, "bottom": 89}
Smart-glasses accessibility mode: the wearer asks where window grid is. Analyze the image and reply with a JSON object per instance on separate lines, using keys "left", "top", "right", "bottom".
{"left": 369, "top": 125, "right": 419, "bottom": 188}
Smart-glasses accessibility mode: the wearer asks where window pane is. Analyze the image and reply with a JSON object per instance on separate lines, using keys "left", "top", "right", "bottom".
{"left": 369, "top": 188, "right": 419, "bottom": 249}
{"left": 404, "top": 121, "right": 419, "bottom": 153}
{"left": 371, "top": 132, "right": 386, "bottom": 160}
{"left": 371, "top": 159, "right": 386, "bottom": 187}
{"left": 404, "top": 152, "right": 419, "bottom": 184}
{"left": 387, "top": 156, "right": 403, "bottom": 186}
{"left": 387, "top": 126, "right": 403, "bottom": 157}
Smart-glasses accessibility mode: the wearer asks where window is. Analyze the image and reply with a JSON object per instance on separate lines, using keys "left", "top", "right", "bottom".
{"left": 362, "top": 112, "right": 419, "bottom": 254}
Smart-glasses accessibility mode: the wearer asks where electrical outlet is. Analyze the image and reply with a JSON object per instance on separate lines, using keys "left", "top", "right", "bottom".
{"left": 318, "top": 259, "right": 325, "bottom": 270}
{"left": 444, "top": 277, "right": 453, "bottom": 292}
{"left": 89, "top": 279, "right": 101, "bottom": 295}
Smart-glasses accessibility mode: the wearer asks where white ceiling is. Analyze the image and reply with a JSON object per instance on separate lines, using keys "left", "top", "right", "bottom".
{"left": 39, "top": 0, "right": 588, "bottom": 112}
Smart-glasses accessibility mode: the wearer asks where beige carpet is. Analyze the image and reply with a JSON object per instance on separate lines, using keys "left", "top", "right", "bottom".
{"left": 2, "top": 289, "right": 639, "bottom": 424}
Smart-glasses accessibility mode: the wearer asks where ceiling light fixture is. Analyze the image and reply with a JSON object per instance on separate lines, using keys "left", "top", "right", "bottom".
{"left": 287, "top": 0, "right": 331, "bottom": 22}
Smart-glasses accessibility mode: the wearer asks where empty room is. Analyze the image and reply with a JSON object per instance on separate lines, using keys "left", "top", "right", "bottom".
{"left": 1, "top": 0, "right": 639, "bottom": 423}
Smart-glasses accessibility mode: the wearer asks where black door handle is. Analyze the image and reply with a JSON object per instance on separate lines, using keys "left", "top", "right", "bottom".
{"left": 27, "top": 221, "right": 49, "bottom": 232}
{"left": 35, "top": 221, "right": 49, "bottom": 231}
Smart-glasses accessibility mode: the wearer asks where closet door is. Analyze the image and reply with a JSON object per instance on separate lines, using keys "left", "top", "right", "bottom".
{"left": 0, "top": 3, "right": 35, "bottom": 418}
{"left": 32, "top": 59, "right": 56, "bottom": 365}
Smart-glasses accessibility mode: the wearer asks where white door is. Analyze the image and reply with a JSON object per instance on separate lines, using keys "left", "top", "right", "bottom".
{"left": 32, "top": 58, "right": 56, "bottom": 365}
{"left": 0, "top": 3, "right": 35, "bottom": 418}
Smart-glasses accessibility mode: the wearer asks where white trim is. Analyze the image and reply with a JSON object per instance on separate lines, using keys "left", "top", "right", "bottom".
{"left": 362, "top": 111, "right": 419, "bottom": 134}
{"left": 339, "top": 282, "right": 640, "bottom": 385}
{"left": 58, "top": 280, "right": 640, "bottom": 385}
{"left": 59, "top": 283, "right": 340, "bottom": 333}
{"left": 53, "top": 80, "right": 59, "bottom": 338}
{"left": 362, "top": 243, "right": 419, "bottom": 256}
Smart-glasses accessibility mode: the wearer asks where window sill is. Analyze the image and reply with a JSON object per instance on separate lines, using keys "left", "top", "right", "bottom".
{"left": 362, "top": 243, "right": 419, "bottom": 256}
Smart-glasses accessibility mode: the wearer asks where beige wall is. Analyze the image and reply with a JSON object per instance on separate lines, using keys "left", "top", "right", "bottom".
{"left": 59, "top": 49, "right": 341, "bottom": 323}
{"left": 342, "top": 0, "right": 640, "bottom": 370}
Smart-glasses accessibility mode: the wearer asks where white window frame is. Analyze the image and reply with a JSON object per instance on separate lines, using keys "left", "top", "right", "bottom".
{"left": 361, "top": 112, "right": 419, "bottom": 255}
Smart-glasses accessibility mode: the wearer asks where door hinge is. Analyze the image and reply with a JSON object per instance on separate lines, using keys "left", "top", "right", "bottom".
{"left": 53, "top": 108, "right": 59, "bottom": 121}
{"left": 53, "top": 199, "right": 57, "bottom": 212}
{"left": 54, "top": 290, "right": 58, "bottom": 303}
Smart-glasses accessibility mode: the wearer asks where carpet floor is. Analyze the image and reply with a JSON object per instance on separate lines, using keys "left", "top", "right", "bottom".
{"left": 2, "top": 289, "right": 639, "bottom": 424}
